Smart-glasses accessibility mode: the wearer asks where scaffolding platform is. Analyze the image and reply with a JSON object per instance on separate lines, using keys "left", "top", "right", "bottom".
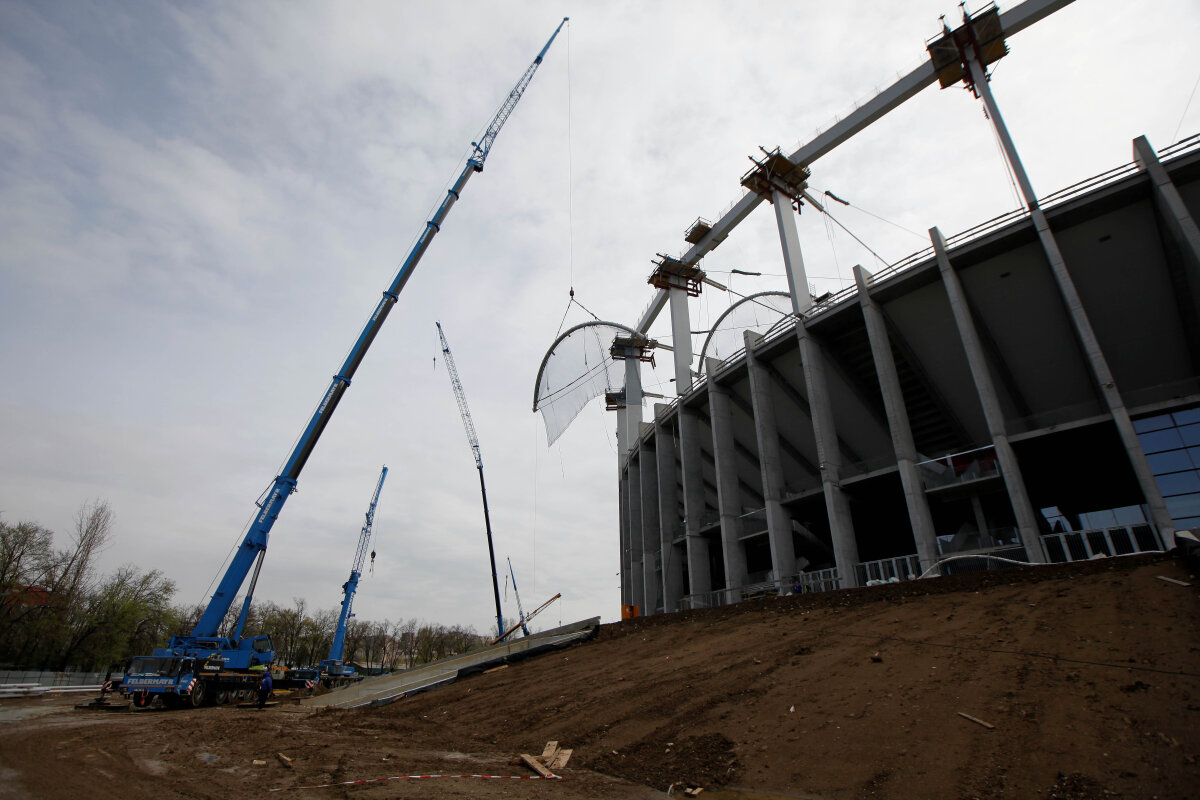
{"left": 649, "top": 254, "right": 705, "bottom": 296}
{"left": 927, "top": 4, "right": 1008, "bottom": 89}
{"left": 740, "top": 148, "right": 811, "bottom": 199}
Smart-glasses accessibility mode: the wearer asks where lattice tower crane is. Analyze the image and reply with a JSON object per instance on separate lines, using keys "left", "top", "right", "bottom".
{"left": 437, "top": 321, "right": 505, "bottom": 639}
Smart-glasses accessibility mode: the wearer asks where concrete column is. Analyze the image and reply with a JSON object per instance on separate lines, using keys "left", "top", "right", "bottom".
{"left": 706, "top": 358, "right": 748, "bottom": 599}
{"left": 618, "top": 465, "right": 631, "bottom": 607}
{"left": 1134, "top": 135, "right": 1200, "bottom": 383}
{"left": 795, "top": 329, "right": 861, "bottom": 586}
{"left": 967, "top": 58, "right": 1174, "bottom": 543}
{"left": 669, "top": 286, "right": 695, "bottom": 393}
{"left": 932, "top": 227, "right": 1044, "bottom": 561}
{"left": 639, "top": 431, "right": 661, "bottom": 615}
{"left": 772, "top": 188, "right": 813, "bottom": 315}
{"left": 627, "top": 455, "right": 645, "bottom": 613}
{"left": 770, "top": 186, "right": 857, "bottom": 586}
{"left": 678, "top": 405, "right": 711, "bottom": 597}
{"left": 854, "top": 265, "right": 939, "bottom": 571}
{"left": 620, "top": 357, "right": 644, "bottom": 457}
{"left": 743, "top": 331, "right": 798, "bottom": 582}
{"left": 655, "top": 404, "right": 686, "bottom": 612}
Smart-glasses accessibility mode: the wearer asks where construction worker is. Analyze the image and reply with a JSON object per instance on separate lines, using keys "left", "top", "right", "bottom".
{"left": 256, "top": 668, "right": 273, "bottom": 710}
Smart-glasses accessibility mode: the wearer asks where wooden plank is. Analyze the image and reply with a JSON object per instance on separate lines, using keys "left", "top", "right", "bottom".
{"left": 520, "top": 754, "right": 554, "bottom": 777}
{"left": 483, "top": 664, "right": 509, "bottom": 674}
{"left": 1157, "top": 575, "right": 1192, "bottom": 587}
{"left": 548, "top": 748, "right": 573, "bottom": 770}
{"left": 957, "top": 712, "right": 995, "bottom": 730}
{"left": 276, "top": 753, "right": 294, "bottom": 769}
{"left": 541, "top": 740, "right": 559, "bottom": 760}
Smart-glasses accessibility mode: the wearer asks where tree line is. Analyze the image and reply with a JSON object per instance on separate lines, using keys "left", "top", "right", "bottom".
{"left": 1, "top": 503, "right": 488, "bottom": 673}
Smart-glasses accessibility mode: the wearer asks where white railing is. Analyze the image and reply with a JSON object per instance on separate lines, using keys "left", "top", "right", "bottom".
{"left": 1041, "top": 524, "right": 1163, "bottom": 563}
{"left": 856, "top": 554, "right": 922, "bottom": 585}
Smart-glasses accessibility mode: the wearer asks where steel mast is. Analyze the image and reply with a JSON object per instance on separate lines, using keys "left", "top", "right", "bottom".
{"left": 437, "top": 321, "right": 505, "bottom": 640}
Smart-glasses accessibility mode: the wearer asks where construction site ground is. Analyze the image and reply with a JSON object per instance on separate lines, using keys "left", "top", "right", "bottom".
{"left": 2, "top": 553, "right": 1198, "bottom": 800}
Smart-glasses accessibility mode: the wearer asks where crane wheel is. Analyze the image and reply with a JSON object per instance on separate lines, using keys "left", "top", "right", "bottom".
{"left": 215, "top": 688, "right": 230, "bottom": 705}
{"left": 189, "top": 680, "right": 207, "bottom": 708}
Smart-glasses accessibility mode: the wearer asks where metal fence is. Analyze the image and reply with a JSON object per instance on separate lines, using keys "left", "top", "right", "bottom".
{"left": 856, "top": 554, "right": 923, "bottom": 585}
{"left": 1040, "top": 524, "right": 1162, "bottom": 563}
{"left": 0, "top": 670, "right": 120, "bottom": 687}
{"left": 678, "top": 568, "right": 842, "bottom": 611}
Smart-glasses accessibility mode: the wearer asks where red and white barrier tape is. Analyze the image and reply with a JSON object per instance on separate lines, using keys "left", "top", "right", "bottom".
{"left": 269, "top": 772, "right": 562, "bottom": 792}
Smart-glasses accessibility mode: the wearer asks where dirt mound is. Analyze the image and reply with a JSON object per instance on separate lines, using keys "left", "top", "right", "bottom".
{"left": 2, "top": 553, "right": 1198, "bottom": 799}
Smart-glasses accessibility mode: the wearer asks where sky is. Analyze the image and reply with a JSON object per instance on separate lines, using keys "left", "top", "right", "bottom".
{"left": 2, "top": 0, "right": 1198, "bottom": 636}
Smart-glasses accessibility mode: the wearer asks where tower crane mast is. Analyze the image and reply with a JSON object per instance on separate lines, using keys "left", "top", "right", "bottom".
{"left": 320, "top": 465, "right": 388, "bottom": 679}
{"left": 437, "top": 321, "right": 505, "bottom": 640}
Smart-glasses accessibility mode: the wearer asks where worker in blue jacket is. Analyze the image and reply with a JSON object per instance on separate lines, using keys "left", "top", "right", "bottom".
{"left": 257, "top": 669, "right": 273, "bottom": 710}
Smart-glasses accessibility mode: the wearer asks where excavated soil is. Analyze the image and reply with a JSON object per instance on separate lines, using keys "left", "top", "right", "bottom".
{"left": 2, "top": 554, "right": 1199, "bottom": 799}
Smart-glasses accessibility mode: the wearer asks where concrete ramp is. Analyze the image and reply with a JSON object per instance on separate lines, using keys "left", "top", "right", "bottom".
{"left": 304, "top": 617, "right": 600, "bottom": 710}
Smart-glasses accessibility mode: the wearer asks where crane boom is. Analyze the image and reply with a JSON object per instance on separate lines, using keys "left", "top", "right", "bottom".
{"left": 508, "top": 556, "right": 531, "bottom": 638}
{"left": 437, "top": 321, "right": 505, "bottom": 639}
{"left": 186, "top": 19, "right": 567, "bottom": 643}
{"left": 322, "top": 465, "right": 388, "bottom": 676}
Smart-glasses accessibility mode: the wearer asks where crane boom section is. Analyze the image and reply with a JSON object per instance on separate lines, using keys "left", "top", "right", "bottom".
{"left": 326, "top": 465, "right": 388, "bottom": 670}
{"left": 437, "top": 322, "right": 482, "bottom": 469}
{"left": 190, "top": 20, "right": 566, "bottom": 640}
{"left": 472, "top": 17, "right": 568, "bottom": 166}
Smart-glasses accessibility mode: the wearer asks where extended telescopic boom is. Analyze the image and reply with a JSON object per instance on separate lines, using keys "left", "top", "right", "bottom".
{"left": 191, "top": 18, "right": 568, "bottom": 640}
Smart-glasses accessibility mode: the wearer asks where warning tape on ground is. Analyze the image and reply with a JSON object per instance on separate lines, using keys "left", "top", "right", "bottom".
{"left": 269, "top": 773, "right": 562, "bottom": 792}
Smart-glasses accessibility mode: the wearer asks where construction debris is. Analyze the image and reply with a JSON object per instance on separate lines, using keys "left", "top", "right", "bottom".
{"left": 518, "top": 740, "right": 571, "bottom": 776}
{"left": 1156, "top": 575, "right": 1192, "bottom": 587}
{"left": 957, "top": 712, "right": 995, "bottom": 730}
{"left": 276, "top": 753, "right": 294, "bottom": 769}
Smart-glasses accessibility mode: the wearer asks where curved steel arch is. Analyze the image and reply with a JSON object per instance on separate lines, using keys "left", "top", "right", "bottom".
{"left": 696, "top": 291, "right": 793, "bottom": 375}
{"left": 531, "top": 320, "right": 641, "bottom": 412}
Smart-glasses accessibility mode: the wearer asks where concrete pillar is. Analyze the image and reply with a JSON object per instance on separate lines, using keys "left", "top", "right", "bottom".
{"left": 853, "top": 265, "right": 939, "bottom": 571}
{"left": 669, "top": 286, "right": 695, "bottom": 393}
{"left": 620, "top": 357, "right": 644, "bottom": 458}
{"left": 743, "top": 331, "right": 798, "bottom": 583}
{"left": 678, "top": 405, "right": 711, "bottom": 597}
{"left": 706, "top": 358, "right": 748, "bottom": 600}
{"left": 931, "top": 227, "right": 1044, "bottom": 561}
{"left": 771, "top": 188, "right": 813, "bottom": 315}
{"left": 795, "top": 328, "right": 861, "bottom": 586}
{"left": 627, "top": 455, "right": 645, "bottom": 613}
{"left": 770, "top": 186, "right": 858, "bottom": 586}
{"left": 967, "top": 57, "right": 1174, "bottom": 544}
{"left": 639, "top": 430, "right": 661, "bottom": 615}
{"left": 618, "top": 464, "right": 631, "bottom": 607}
{"left": 655, "top": 404, "right": 686, "bottom": 612}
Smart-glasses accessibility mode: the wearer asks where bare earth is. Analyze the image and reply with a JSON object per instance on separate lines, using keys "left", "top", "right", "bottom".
{"left": 2, "top": 554, "right": 1198, "bottom": 800}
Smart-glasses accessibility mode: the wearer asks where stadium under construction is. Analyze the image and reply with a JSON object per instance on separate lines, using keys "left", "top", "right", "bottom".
{"left": 532, "top": 0, "right": 1200, "bottom": 615}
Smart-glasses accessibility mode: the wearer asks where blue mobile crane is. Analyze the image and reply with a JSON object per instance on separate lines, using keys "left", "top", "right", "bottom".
{"left": 318, "top": 465, "right": 388, "bottom": 684}
{"left": 119, "top": 18, "right": 568, "bottom": 709}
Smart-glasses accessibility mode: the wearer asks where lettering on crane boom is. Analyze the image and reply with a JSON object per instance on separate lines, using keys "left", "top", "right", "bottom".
{"left": 257, "top": 488, "right": 281, "bottom": 525}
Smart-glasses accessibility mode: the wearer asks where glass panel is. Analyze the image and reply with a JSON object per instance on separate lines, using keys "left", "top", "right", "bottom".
{"left": 1133, "top": 524, "right": 1160, "bottom": 551}
{"left": 1079, "top": 509, "right": 1117, "bottom": 529}
{"left": 1165, "top": 494, "right": 1200, "bottom": 520}
{"left": 1172, "top": 407, "right": 1200, "bottom": 426}
{"left": 1139, "top": 428, "right": 1184, "bottom": 454}
{"left": 1044, "top": 537, "right": 1067, "bottom": 562}
{"left": 1173, "top": 516, "right": 1200, "bottom": 531}
{"left": 1179, "top": 423, "right": 1200, "bottom": 447}
{"left": 1133, "top": 413, "right": 1174, "bottom": 433}
{"left": 1112, "top": 505, "right": 1146, "bottom": 525}
{"left": 1147, "top": 450, "right": 1194, "bottom": 474}
{"left": 1158, "top": 470, "right": 1200, "bottom": 496}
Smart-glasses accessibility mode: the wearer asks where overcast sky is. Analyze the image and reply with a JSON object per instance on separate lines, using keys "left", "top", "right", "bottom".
{"left": 2, "top": 0, "right": 1198, "bottom": 636}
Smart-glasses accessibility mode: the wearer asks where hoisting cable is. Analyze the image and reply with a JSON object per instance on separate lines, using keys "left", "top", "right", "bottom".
{"left": 804, "top": 190, "right": 891, "bottom": 269}
{"left": 823, "top": 189, "right": 927, "bottom": 241}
